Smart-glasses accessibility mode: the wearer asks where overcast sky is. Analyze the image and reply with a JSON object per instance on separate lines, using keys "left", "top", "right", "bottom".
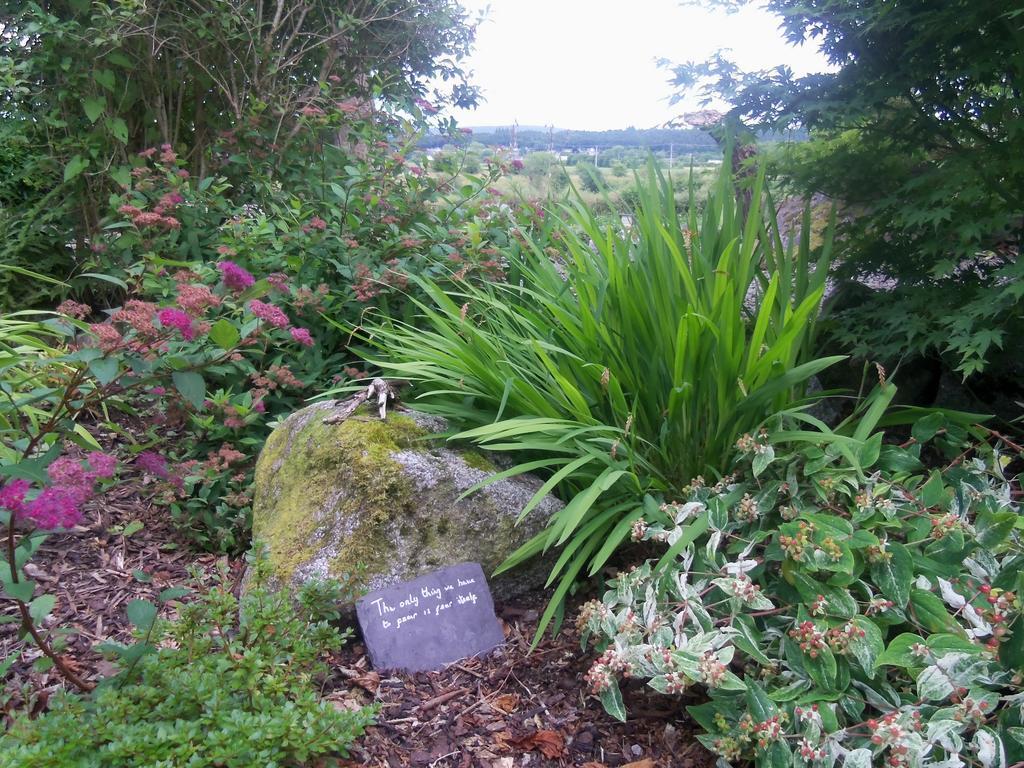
{"left": 447, "top": 0, "right": 830, "bottom": 130}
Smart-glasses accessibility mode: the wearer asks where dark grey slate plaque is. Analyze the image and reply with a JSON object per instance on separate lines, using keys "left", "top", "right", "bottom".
{"left": 355, "top": 562, "right": 505, "bottom": 672}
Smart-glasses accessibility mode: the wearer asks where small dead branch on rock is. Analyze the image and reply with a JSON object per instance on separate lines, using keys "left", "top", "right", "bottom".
{"left": 323, "top": 378, "right": 403, "bottom": 424}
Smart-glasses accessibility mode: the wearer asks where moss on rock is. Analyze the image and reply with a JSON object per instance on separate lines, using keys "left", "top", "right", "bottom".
{"left": 251, "top": 403, "right": 562, "bottom": 600}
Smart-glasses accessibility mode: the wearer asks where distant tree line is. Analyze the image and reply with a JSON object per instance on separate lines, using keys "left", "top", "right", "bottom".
{"left": 420, "top": 127, "right": 720, "bottom": 152}
{"left": 420, "top": 125, "right": 805, "bottom": 155}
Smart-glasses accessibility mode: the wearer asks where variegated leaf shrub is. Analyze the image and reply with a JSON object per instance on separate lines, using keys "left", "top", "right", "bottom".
{"left": 578, "top": 419, "right": 1023, "bottom": 767}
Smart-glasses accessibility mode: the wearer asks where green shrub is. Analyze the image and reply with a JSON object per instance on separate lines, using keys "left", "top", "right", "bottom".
{"left": 0, "top": 552, "right": 375, "bottom": 767}
{"left": 0, "top": 0, "right": 479, "bottom": 309}
{"left": 578, "top": 404, "right": 1023, "bottom": 767}
{"left": 361, "top": 155, "right": 839, "bottom": 637}
{"left": 577, "top": 161, "right": 608, "bottom": 193}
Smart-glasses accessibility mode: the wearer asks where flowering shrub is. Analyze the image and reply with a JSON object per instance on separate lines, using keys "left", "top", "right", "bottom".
{"left": 0, "top": 552, "right": 375, "bottom": 767}
{"left": 0, "top": 255, "right": 329, "bottom": 687}
{"left": 76, "top": 256, "right": 328, "bottom": 551}
{"left": 578, "top": 415, "right": 1023, "bottom": 767}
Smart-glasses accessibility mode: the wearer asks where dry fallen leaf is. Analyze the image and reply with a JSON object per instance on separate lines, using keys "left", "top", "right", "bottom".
{"left": 510, "top": 729, "right": 567, "bottom": 759}
{"left": 323, "top": 691, "right": 367, "bottom": 713}
{"left": 623, "top": 760, "right": 656, "bottom": 768}
{"left": 352, "top": 670, "right": 381, "bottom": 694}
{"left": 581, "top": 762, "right": 608, "bottom": 768}
{"left": 490, "top": 693, "right": 520, "bottom": 713}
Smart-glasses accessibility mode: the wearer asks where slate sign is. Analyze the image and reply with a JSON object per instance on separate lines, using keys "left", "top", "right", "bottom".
{"left": 355, "top": 562, "right": 505, "bottom": 672}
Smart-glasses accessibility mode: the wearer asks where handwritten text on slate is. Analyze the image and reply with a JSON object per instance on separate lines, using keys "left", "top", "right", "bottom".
{"left": 368, "top": 576, "right": 479, "bottom": 630}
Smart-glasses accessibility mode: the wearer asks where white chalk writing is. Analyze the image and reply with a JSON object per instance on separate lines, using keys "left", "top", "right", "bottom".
{"left": 372, "top": 580, "right": 482, "bottom": 632}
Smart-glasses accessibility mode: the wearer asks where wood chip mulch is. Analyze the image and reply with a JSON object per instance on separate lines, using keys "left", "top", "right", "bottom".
{"left": 323, "top": 603, "right": 715, "bottom": 768}
{"left": 0, "top": 476, "right": 235, "bottom": 716}
{"left": 2, "top": 481, "right": 714, "bottom": 768}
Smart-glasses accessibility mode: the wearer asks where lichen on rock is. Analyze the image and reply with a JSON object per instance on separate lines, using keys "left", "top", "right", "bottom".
{"left": 251, "top": 401, "right": 561, "bottom": 601}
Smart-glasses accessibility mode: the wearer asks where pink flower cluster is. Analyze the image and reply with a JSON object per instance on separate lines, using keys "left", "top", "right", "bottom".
{"left": 177, "top": 283, "right": 221, "bottom": 316}
{"left": 245, "top": 298, "right": 315, "bottom": 347}
{"left": 0, "top": 452, "right": 117, "bottom": 530}
{"left": 136, "top": 451, "right": 169, "bottom": 478}
{"left": 157, "top": 307, "right": 196, "bottom": 340}
{"left": 248, "top": 299, "right": 289, "bottom": 328}
{"left": 117, "top": 194, "right": 181, "bottom": 230}
{"left": 56, "top": 300, "right": 91, "bottom": 319}
{"left": 290, "top": 327, "right": 313, "bottom": 346}
{"left": 217, "top": 260, "right": 255, "bottom": 292}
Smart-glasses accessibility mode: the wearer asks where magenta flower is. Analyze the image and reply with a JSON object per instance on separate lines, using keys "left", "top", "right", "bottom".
{"left": 217, "top": 261, "right": 255, "bottom": 292}
{"left": 248, "top": 299, "right": 290, "bottom": 329}
{"left": 136, "top": 451, "right": 169, "bottom": 478}
{"left": 266, "top": 272, "right": 291, "bottom": 294}
{"left": 86, "top": 451, "right": 117, "bottom": 479}
{"left": 24, "top": 486, "right": 84, "bottom": 529}
{"left": 47, "top": 456, "right": 89, "bottom": 488}
{"left": 289, "top": 327, "right": 314, "bottom": 347}
{"left": 307, "top": 216, "right": 327, "bottom": 231}
{"left": 157, "top": 307, "right": 196, "bottom": 341}
{"left": 0, "top": 479, "right": 31, "bottom": 515}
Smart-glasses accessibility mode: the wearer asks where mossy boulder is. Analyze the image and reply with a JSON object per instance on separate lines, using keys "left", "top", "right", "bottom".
{"left": 251, "top": 401, "right": 562, "bottom": 601}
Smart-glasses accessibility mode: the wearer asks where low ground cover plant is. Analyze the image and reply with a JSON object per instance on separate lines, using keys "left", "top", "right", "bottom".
{"left": 361, "top": 154, "right": 839, "bottom": 637}
{"left": 578, "top": 398, "right": 1023, "bottom": 767}
{"left": 0, "top": 552, "right": 374, "bottom": 767}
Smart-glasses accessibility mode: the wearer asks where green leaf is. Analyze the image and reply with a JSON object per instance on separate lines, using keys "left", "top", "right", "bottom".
{"left": 916, "top": 665, "right": 954, "bottom": 701}
{"left": 654, "top": 513, "right": 710, "bottom": 574}
{"left": 927, "top": 633, "right": 984, "bottom": 656}
{"left": 172, "top": 371, "right": 206, "bottom": 409}
{"left": 876, "top": 632, "right": 927, "bottom": 669}
{"left": 88, "top": 356, "right": 119, "bottom": 385}
{"left": 94, "top": 68, "right": 116, "bottom": 91}
{"left": 159, "top": 587, "right": 190, "bottom": 602}
{"left": 126, "top": 599, "right": 157, "bottom": 630}
{"left": 1001, "top": 617, "right": 1024, "bottom": 672}
{"left": 791, "top": 572, "right": 857, "bottom": 618}
{"left": 804, "top": 645, "right": 838, "bottom": 691}
{"left": 106, "top": 51, "right": 133, "bottom": 69}
{"left": 28, "top": 594, "right": 56, "bottom": 623}
{"left": 870, "top": 542, "right": 913, "bottom": 608}
{"left": 752, "top": 444, "right": 775, "bottom": 477}
{"left": 909, "top": 588, "right": 956, "bottom": 632}
{"left": 2, "top": 578, "right": 36, "bottom": 602}
{"left": 734, "top": 614, "right": 773, "bottom": 665}
{"left": 843, "top": 749, "right": 873, "bottom": 768}
{"left": 82, "top": 95, "right": 105, "bottom": 123}
{"left": 920, "top": 470, "right": 948, "bottom": 508}
{"left": 599, "top": 681, "right": 626, "bottom": 721}
{"left": 911, "top": 412, "right": 946, "bottom": 443}
{"left": 976, "top": 510, "right": 1017, "bottom": 549}
{"left": 764, "top": 740, "right": 792, "bottom": 767}
{"left": 107, "top": 116, "right": 128, "bottom": 144}
{"left": 110, "top": 166, "right": 132, "bottom": 188}
{"left": 121, "top": 520, "right": 144, "bottom": 537}
{"left": 79, "top": 272, "right": 129, "bottom": 290}
{"left": 849, "top": 616, "right": 884, "bottom": 674}
{"left": 857, "top": 432, "right": 883, "bottom": 468}
{"left": 745, "top": 680, "right": 776, "bottom": 722}
{"left": 64, "top": 155, "right": 89, "bottom": 182}
{"left": 208, "top": 319, "right": 240, "bottom": 351}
